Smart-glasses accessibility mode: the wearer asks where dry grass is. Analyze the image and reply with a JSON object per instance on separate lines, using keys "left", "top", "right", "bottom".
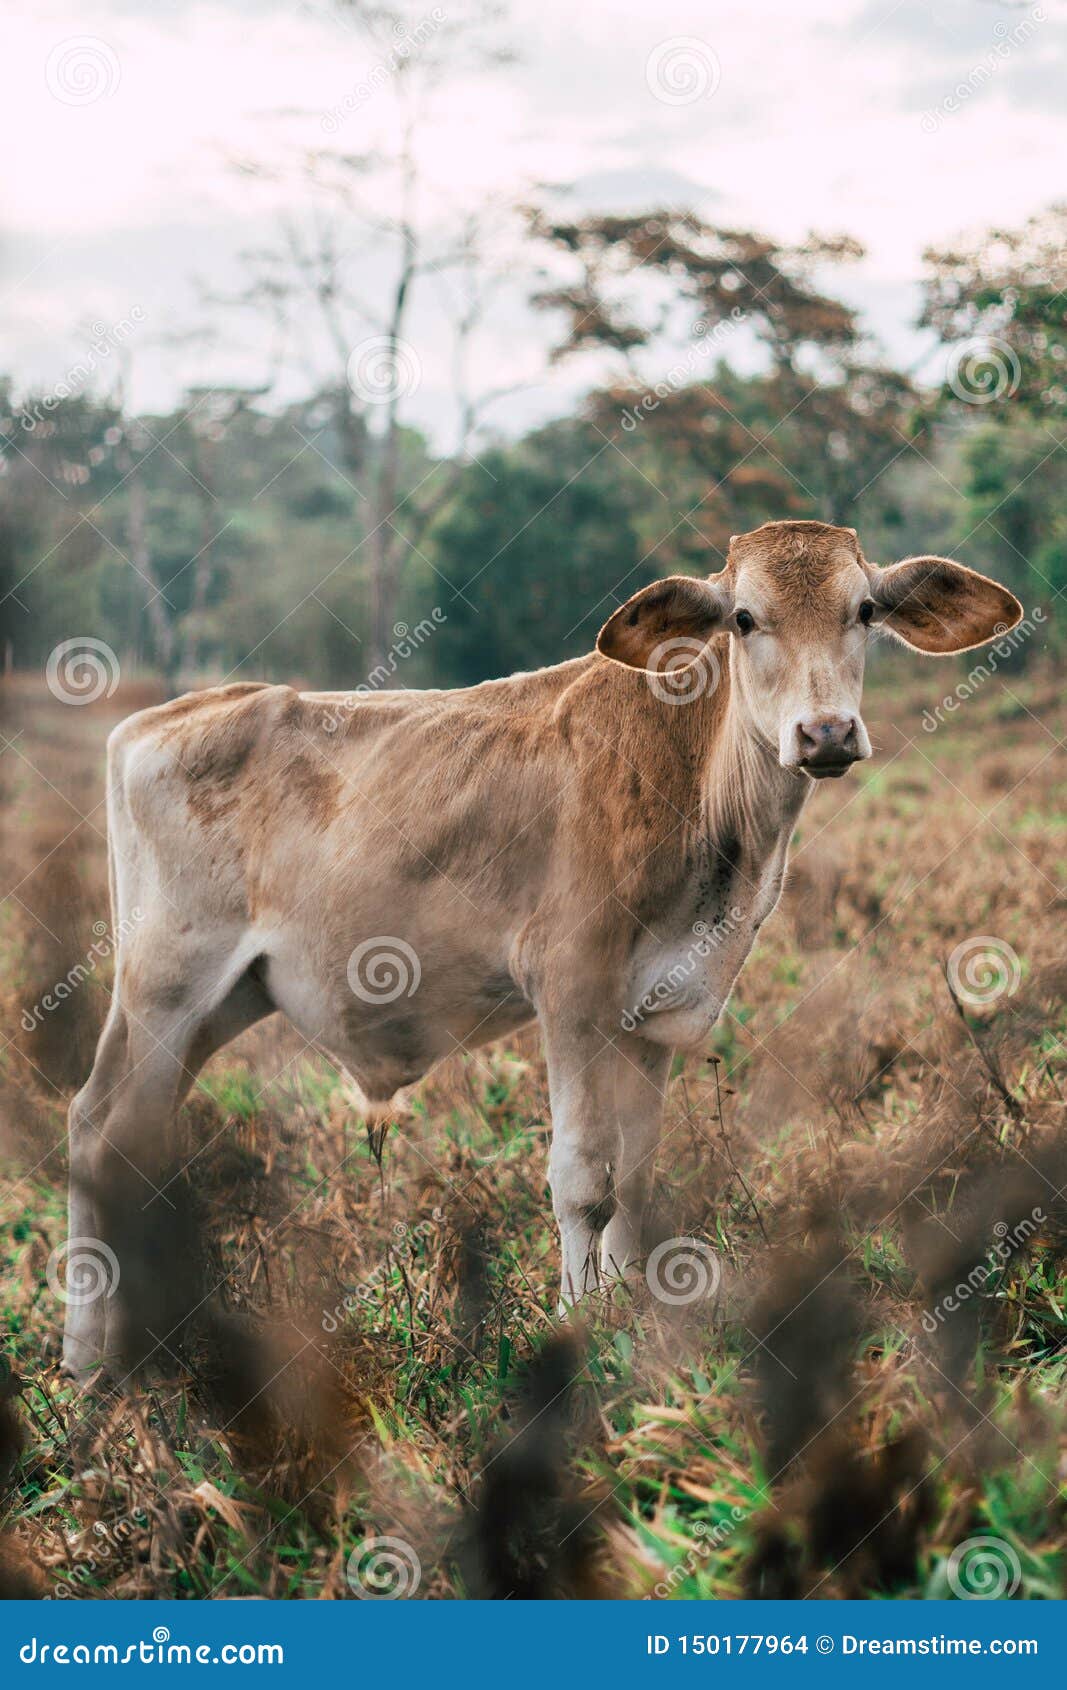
{"left": 1, "top": 655, "right": 1065, "bottom": 1600}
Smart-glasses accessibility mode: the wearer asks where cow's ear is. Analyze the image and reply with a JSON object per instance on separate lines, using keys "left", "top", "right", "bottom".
{"left": 871, "top": 556, "right": 1023, "bottom": 654}
{"left": 597, "top": 574, "right": 733, "bottom": 670}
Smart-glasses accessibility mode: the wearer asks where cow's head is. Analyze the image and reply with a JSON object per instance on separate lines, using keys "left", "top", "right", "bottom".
{"left": 596, "top": 520, "right": 1023, "bottom": 780}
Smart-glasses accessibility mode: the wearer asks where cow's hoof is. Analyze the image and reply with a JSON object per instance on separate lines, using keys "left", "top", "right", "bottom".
{"left": 60, "top": 1342, "right": 110, "bottom": 1390}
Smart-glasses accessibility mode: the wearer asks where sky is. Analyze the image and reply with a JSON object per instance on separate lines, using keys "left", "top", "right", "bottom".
{"left": 2, "top": 0, "right": 1064, "bottom": 446}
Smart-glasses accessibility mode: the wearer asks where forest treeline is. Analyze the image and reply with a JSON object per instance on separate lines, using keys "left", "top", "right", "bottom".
{"left": 1, "top": 202, "right": 1064, "bottom": 691}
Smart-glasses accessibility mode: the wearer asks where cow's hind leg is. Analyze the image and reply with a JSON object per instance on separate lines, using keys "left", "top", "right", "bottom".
{"left": 63, "top": 949, "right": 272, "bottom": 1380}
{"left": 64, "top": 1003, "right": 192, "bottom": 1380}
{"left": 64, "top": 998, "right": 135, "bottom": 1377}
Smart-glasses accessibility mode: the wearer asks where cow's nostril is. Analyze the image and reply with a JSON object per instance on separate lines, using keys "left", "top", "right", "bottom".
{"left": 795, "top": 716, "right": 858, "bottom": 764}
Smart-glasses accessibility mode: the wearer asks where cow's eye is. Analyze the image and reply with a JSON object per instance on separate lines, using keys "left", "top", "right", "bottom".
{"left": 735, "top": 609, "right": 756, "bottom": 636}
{"left": 858, "top": 599, "right": 876, "bottom": 626}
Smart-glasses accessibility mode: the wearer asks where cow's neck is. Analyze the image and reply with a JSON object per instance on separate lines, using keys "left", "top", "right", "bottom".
{"left": 697, "top": 669, "right": 810, "bottom": 898}
{"left": 622, "top": 674, "right": 811, "bottom": 1047}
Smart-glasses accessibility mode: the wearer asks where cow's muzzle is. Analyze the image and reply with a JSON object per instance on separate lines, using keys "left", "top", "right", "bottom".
{"left": 785, "top": 714, "right": 869, "bottom": 779}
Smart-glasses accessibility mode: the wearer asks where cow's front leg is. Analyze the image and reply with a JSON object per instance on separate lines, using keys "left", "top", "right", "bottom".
{"left": 542, "top": 1018, "right": 669, "bottom": 1305}
{"left": 600, "top": 1040, "right": 671, "bottom": 1281}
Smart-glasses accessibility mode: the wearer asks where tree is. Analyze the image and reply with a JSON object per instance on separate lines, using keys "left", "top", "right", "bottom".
{"left": 527, "top": 210, "right": 864, "bottom": 369}
{"left": 918, "top": 205, "right": 1067, "bottom": 613}
{"left": 219, "top": 2, "right": 520, "bottom": 669}
{"left": 420, "top": 421, "right": 650, "bottom": 685}
{"left": 527, "top": 209, "right": 918, "bottom": 533}
{"left": 921, "top": 203, "right": 1067, "bottom": 420}
{"left": 0, "top": 390, "right": 126, "bottom": 670}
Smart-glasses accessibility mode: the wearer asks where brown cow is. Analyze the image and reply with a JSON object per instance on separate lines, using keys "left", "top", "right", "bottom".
{"left": 62, "top": 520, "right": 1021, "bottom": 1376}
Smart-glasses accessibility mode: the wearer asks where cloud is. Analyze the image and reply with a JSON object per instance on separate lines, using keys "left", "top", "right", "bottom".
{"left": 1, "top": 0, "right": 1065, "bottom": 435}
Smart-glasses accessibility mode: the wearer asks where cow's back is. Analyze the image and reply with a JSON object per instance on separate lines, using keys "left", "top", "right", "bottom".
{"left": 105, "top": 661, "right": 596, "bottom": 963}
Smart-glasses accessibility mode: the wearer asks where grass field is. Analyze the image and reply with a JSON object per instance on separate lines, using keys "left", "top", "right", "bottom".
{"left": 1, "top": 653, "right": 1065, "bottom": 1601}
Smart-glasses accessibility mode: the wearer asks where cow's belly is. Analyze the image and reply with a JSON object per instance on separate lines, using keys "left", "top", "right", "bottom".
{"left": 260, "top": 933, "right": 533, "bottom": 1101}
